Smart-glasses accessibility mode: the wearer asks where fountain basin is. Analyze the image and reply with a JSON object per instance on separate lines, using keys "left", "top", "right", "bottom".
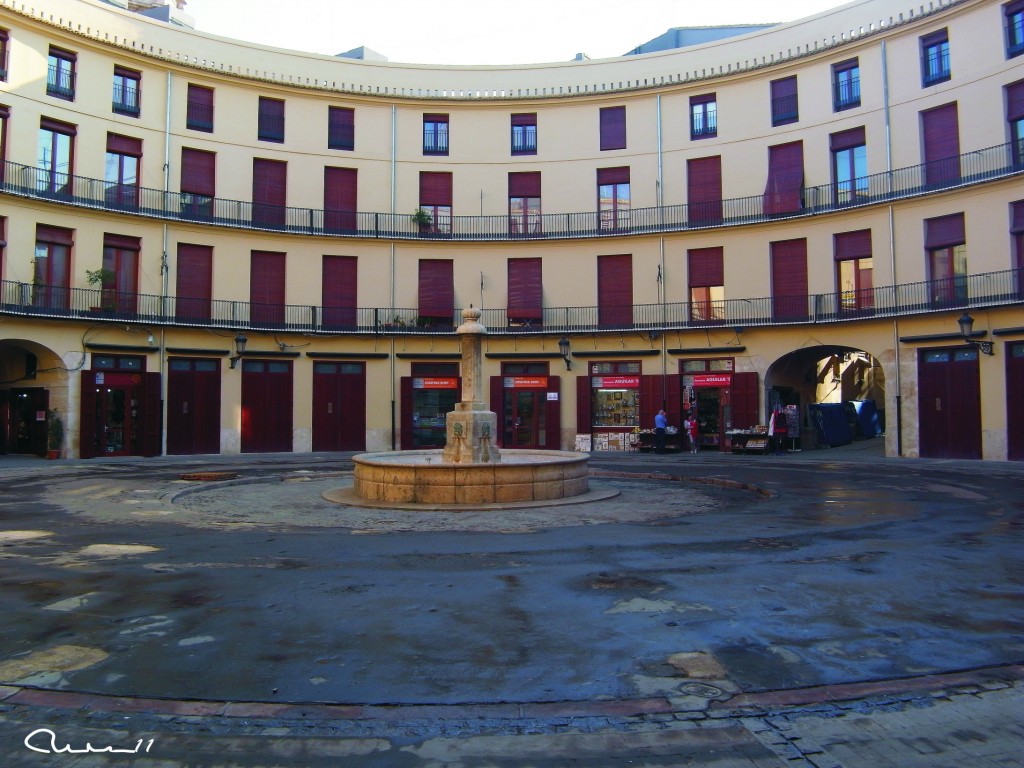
{"left": 351, "top": 449, "right": 590, "bottom": 506}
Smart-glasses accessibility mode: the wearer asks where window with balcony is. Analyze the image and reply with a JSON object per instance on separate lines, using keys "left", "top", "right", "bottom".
{"left": 423, "top": 114, "right": 449, "bottom": 155}
{"left": 0, "top": 28, "right": 9, "bottom": 82}
{"left": 507, "top": 257, "right": 543, "bottom": 326}
{"left": 418, "top": 171, "right": 453, "bottom": 234}
{"left": 764, "top": 141, "right": 804, "bottom": 215}
{"left": 258, "top": 97, "right": 285, "bottom": 143}
{"left": 511, "top": 113, "right": 537, "bottom": 155}
{"left": 689, "top": 94, "right": 717, "bottom": 139}
{"left": 831, "top": 127, "right": 867, "bottom": 204}
{"left": 37, "top": 117, "right": 75, "bottom": 195}
{"left": 252, "top": 158, "right": 287, "bottom": 227}
{"left": 770, "top": 238, "right": 808, "bottom": 322}
{"left": 323, "top": 166, "right": 357, "bottom": 233}
{"left": 328, "top": 106, "right": 354, "bottom": 150}
{"left": 1008, "top": 80, "right": 1024, "bottom": 165}
{"left": 175, "top": 243, "right": 213, "bottom": 321}
{"left": 925, "top": 213, "right": 967, "bottom": 307}
{"left": 250, "top": 250, "right": 286, "bottom": 326}
{"left": 509, "top": 172, "right": 541, "bottom": 236}
{"left": 101, "top": 233, "right": 140, "bottom": 314}
{"left": 180, "top": 147, "right": 215, "bottom": 218}
{"left": 46, "top": 47, "right": 76, "bottom": 100}
{"left": 921, "top": 29, "right": 951, "bottom": 86}
{"left": 599, "top": 106, "right": 626, "bottom": 150}
{"left": 186, "top": 84, "right": 214, "bottom": 132}
{"left": 1012, "top": 201, "right": 1024, "bottom": 297}
{"left": 112, "top": 66, "right": 141, "bottom": 116}
{"left": 33, "top": 224, "right": 72, "bottom": 310}
{"left": 1006, "top": 0, "right": 1024, "bottom": 58}
{"left": 770, "top": 77, "right": 798, "bottom": 126}
{"left": 322, "top": 255, "right": 358, "bottom": 329}
{"left": 688, "top": 247, "right": 724, "bottom": 322}
{"left": 597, "top": 254, "right": 633, "bottom": 328}
{"left": 418, "top": 259, "right": 455, "bottom": 326}
{"left": 922, "top": 102, "right": 960, "bottom": 185}
{"left": 832, "top": 58, "right": 860, "bottom": 111}
{"left": 597, "top": 167, "right": 630, "bottom": 231}
{"left": 834, "top": 229, "right": 874, "bottom": 312}
{"left": 0, "top": 104, "right": 8, "bottom": 183}
{"left": 104, "top": 133, "right": 141, "bottom": 209}
{"left": 687, "top": 156, "right": 722, "bottom": 225}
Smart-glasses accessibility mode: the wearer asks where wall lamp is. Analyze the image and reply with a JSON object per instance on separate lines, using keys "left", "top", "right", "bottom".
{"left": 229, "top": 333, "right": 248, "bottom": 369}
{"left": 558, "top": 336, "right": 572, "bottom": 370}
{"left": 957, "top": 313, "right": 994, "bottom": 356}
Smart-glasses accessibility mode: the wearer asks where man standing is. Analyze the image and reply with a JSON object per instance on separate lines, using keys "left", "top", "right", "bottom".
{"left": 654, "top": 409, "right": 668, "bottom": 453}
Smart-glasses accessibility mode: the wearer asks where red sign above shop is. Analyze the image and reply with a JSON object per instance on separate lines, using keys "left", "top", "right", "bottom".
{"left": 412, "top": 377, "right": 458, "bottom": 389}
{"left": 692, "top": 373, "right": 732, "bottom": 387}
{"left": 503, "top": 376, "right": 548, "bottom": 389}
{"left": 592, "top": 376, "right": 641, "bottom": 388}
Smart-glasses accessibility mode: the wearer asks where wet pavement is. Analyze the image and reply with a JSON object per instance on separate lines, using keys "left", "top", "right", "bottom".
{"left": 0, "top": 440, "right": 1022, "bottom": 766}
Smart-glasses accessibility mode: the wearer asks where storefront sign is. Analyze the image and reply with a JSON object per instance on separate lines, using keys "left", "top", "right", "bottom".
{"left": 503, "top": 376, "right": 548, "bottom": 389}
{"left": 412, "top": 377, "right": 458, "bottom": 389}
{"left": 692, "top": 373, "right": 732, "bottom": 388}
{"left": 592, "top": 376, "right": 641, "bottom": 389}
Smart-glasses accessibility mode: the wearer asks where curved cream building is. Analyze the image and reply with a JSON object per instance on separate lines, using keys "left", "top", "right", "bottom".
{"left": 1, "top": 0, "right": 1021, "bottom": 460}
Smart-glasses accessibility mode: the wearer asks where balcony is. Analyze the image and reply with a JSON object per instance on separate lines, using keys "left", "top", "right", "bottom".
{"left": 3, "top": 268, "right": 1020, "bottom": 337}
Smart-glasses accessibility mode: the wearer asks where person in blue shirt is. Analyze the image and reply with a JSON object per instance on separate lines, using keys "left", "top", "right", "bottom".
{"left": 654, "top": 409, "right": 668, "bottom": 453}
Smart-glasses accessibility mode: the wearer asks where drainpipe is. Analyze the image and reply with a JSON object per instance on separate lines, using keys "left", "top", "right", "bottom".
{"left": 159, "top": 71, "right": 173, "bottom": 455}
{"left": 882, "top": 40, "right": 903, "bottom": 456}
{"left": 390, "top": 105, "right": 398, "bottom": 450}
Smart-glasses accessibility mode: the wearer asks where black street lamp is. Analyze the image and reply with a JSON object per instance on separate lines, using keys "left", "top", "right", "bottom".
{"left": 956, "top": 313, "right": 994, "bottom": 356}
{"left": 558, "top": 336, "right": 572, "bottom": 370}
{"left": 229, "top": 333, "right": 248, "bottom": 369}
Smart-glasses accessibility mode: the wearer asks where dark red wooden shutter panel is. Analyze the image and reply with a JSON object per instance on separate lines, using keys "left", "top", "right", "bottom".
{"left": 765, "top": 141, "right": 804, "bottom": 214}
{"left": 731, "top": 372, "right": 759, "bottom": 430}
{"left": 322, "top": 255, "right": 357, "bottom": 328}
{"left": 418, "top": 259, "right": 454, "bottom": 319}
{"left": 771, "top": 239, "right": 808, "bottom": 321}
{"left": 599, "top": 106, "right": 626, "bottom": 150}
{"left": 176, "top": 243, "right": 212, "bottom": 320}
{"left": 688, "top": 247, "right": 724, "bottom": 286}
{"left": 829, "top": 126, "right": 866, "bottom": 152}
{"left": 106, "top": 133, "right": 142, "bottom": 155}
{"left": 922, "top": 103, "right": 960, "bottom": 185}
{"left": 687, "top": 156, "right": 722, "bottom": 223}
{"left": 400, "top": 377, "right": 414, "bottom": 450}
{"left": 508, "top": 171, "right": 541, "bottom": 198}
{"left": 79, "top": 374, "right": 97, "bottom": 459}
{"left": 250, "top": 250, "right": 285, "bottom": 324}
{"left": 328, "top": 106, "right": 355, "bottom": 148}
{"left": 598, "top": 254, "right": 633, "bottom": 327}
{"left": 545, "top": 376, "right": 562, "bottom": 450}
{"left": 575, "top": 375, "right": 591, "bottom": 438}
{"left": 142, "top": 372, "right": 162, "bottom": 457}
{"left": 640, "top": 374, "right": 662, "bottom": 432}
{"left": 180, "top": 148, "right": 215, "bottom": 196}
{"left": 36, "top": 225, "right": 74, "bottom": 245}
{"left": 419, "top": 172, "right": 453, "bottom": 205}
{"left": 253, "top": 158, "right": 287, "bottom": 226}
{"left": 511, "top": 113, "right": 536, "bottom": 126}
{"left": 925, "top": 213, "right": 966, "bottom": 249}
{"left": 1011, "top": 201, "right": 1024, "bottom": 234}
{"left": 596, "top": 166, "right": 630, "bottom": 186}
{"left": 833, "top": 229, "right": 873, "bottom": 261}
{"left": 324, "top": 166, "right": 357, "bottom": 231}
{"left": 1008, "top": 80, "right": 1024, "bottom": 122}
{"left": 665, "top": 374, "right": 682, "bottom": 432}
{"left": 507, "top": 257, "right": 543, "bottom": 321}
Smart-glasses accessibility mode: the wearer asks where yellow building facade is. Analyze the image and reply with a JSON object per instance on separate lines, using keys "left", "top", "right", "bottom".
{"left": 0, "top": 0, "right": 1022, "bottom": 460}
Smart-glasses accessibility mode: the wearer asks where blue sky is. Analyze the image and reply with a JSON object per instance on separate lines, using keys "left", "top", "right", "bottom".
{"left": 185, "top": 0, "right": 854, "bottom": 65}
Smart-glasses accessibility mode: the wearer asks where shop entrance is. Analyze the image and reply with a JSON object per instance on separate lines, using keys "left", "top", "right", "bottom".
{"left": 167, "top": 358, "right": 221, "bottom": 455}
{"left": 312, "top": 361, "right": 366, "bottom": 451}
{"left": 491, "top": 363, "right": 560, "bottom": 449}
{"left": 241, "top": 360, "right": 294, "bottom": 453}
{"left": 918, "top": 346, "right": 981, "bottom": 459}
{"left": 400, "top": 363, "right": 460, "bottom": 450}
{"left": 0, "top": 388, "right": 48, "bottom": 455}
{"left": 679, "top": 358, "right": 757, "bottom": 452}
{"left": 79, "top": 355, "right": 161, "bottom": 458}
{"left": 1009, "top": 341, "right": 1024, "bottom": 461}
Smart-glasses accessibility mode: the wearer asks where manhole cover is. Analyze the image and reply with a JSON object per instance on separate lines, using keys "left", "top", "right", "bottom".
{"left": 179, "top": 471, "right": 239, "bottom": 482}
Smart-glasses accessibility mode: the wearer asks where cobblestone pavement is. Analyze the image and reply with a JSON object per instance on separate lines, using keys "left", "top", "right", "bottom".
{"left": 0, "top": 442, "right": 1022, "bottom": 766}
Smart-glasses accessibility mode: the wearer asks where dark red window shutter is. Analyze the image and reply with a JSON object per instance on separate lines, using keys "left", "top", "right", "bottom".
{"left": 764, "top": 141, "right": 804, "bottom": 215}
{"left": 924, "top": 212, "right": 966, "bottom": 249}
{"left": 186, "top": 84, "right": 214, "bottom": 131}
{"left": 175, "top": 243, "right": 212, "bottom": 321}
{"left": 35, "top": 224, "right": 74, "bottom": 245}
{"left": 771, "top": 76, "right": 799, "bottom": 125}
{"left": 544, "top": 376, "right": 562, "bottom": 450}
{"left": 833, "top": 229, "right": 873, "bottom": 261}
{"left": 922, "top": 103, "right": 960, "bottom": 185}
{"left": 730, "top": 372, "right": 759, "bottom": 430}
{"left": 1011, "top": 201, "right": 1024, "bottom": 234}
{"left": 1008, "top": 80, "right": 1024, "bottom": 121}
{"left": 328, "top": 106, "right": 354, "bottom": 150}
{"left": 508, "top": 171, "right": 541, "bottom": 198}
{"left": 576, "top": 375, "right": 591, "bottom": 435}
{"left": 596, "top": 166, "right": 630, "bottom": 186}
{"left": 250, "top": 250, "right": 285, "bottom": 325}
{"left": 106, "top": 133, "right": 141, "bottom": 156}
{"left": 688, "top": 247, "right": 724, "bottom": 287}
{"left": 40, "top": 116, "right": 77, "bottom": 135}
{"left": 252, "top": 158, "right": 287, "bottom": 227}
{"left": 78, "top": 375, "right": 97, "bottom": 459}
{"left": 507, "top": 257, "right": 542, "bottom": 322}
{"left": 322, "top": 255, "right": 357, "bottom": 328}
{"left": 829, "top": 126, "right": 866, "bottom": 152}
{"left": 180, "top": 148, "right": 215, "bottom": 196}
{"left": 687, "top": 156, "right": 722, "bottom": 223}
{"left": 142, "top": 372, "right": 162, "bottom": 457}
{"left": 419, "top": 171, "right": 453, "bottom": 206}
{"left": 771, "top": 238, "right": 808, "bottom": 321}
{"left": 598, "top": 254, "right": 633, "bottom": 328}
{"left": 323, "top": 166, "right": 357, "bottom": 232}
{"left": 257, "top": 96, "right": 285, "bottom": 142}
{"left": 599, "top": 106, "right": 626, "bottom": 150}
{"left": 418, "top": 259, "right": 454, "bottom": 320}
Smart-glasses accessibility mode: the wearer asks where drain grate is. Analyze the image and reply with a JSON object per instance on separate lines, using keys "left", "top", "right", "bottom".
{"left": 178, "top": 471, "right": 240, "bottom": 482}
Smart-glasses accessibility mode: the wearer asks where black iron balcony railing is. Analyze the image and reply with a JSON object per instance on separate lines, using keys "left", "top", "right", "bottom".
{"left": 3, "top": 141, "right": 1020, "bottom": 241}
{"left": 46, "top": 64, "right": 75, "bottom": 100}
{"left": 3, "top": 268, "right": 1020, "bottom": 337}
{"left": 112, "top": 83, "right": 141, "bottom": 117}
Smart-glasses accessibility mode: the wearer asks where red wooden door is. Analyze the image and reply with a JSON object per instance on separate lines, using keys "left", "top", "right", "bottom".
{"left": 312, "top": 361, "right": 366, "bottom": 451}
{"left": 918, "top": 347, "right": 981, "bottom": 459}
{"left": 241, "top": 360, "right": 293, "bottom": 453}
{"left": 1007, "top": 341, "right": 1024, "bottom": 461}
{"left": 167, "top": 358, "right": 221, "bottom": 455}
{"left": 730, "top": 371, "right": 759, "bottom": 430}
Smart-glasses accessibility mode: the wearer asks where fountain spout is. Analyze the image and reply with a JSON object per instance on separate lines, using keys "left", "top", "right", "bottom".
{"left": 442, "top": 306, "right": 501, "bottom": 464}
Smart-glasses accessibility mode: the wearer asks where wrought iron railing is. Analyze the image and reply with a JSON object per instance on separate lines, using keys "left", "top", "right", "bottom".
{"left": 2, "top": 142, "right": 1020, "bottom": 241}
{"left": 3, "top": 268, "right": 1020, "bottom": 336}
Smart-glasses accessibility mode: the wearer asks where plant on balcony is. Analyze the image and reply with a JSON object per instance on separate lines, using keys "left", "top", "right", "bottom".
{"left": 46, "top": 409, "right": 64, "bottom": 459}
{"left": 85, "top": 268, "right": 116, "bottom": 312}
{"left": 411, "top": 208, "right": 432, "bottom": 232}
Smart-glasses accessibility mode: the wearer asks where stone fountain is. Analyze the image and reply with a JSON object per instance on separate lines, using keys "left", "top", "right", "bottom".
{"left": 341, "top": 306, "right": 596, "bottom": 508}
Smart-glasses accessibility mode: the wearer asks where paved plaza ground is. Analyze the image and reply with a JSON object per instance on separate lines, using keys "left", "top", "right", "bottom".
{"left": 0, "top": 440, "right": 1022, "bottom": 766}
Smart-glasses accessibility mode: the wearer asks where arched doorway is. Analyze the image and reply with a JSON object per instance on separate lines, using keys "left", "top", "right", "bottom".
{"left": 0, "top": 339, "right": 70, "bottom": 457}
{"left": 765, "top": 345, "right": 885, "bottom": 450}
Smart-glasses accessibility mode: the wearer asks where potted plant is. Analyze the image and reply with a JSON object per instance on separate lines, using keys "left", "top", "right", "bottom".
{"left": 85, "top": 267, "right": 117, "bottom": 312}
{"left": 411, "top": 208, "right": 432, "bottom": 233}
{"left": 46, "top": 408, "right": 64, "bottom": 460}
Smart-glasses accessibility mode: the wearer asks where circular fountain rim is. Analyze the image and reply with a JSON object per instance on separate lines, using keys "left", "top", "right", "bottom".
{"left": 351, "top": 448, "right": 591, "bottom": 466}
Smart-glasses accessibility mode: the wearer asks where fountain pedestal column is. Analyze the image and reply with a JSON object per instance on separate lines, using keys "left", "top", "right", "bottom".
{"left": 442, "top": 306, "right": 501, "bottom": 464}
